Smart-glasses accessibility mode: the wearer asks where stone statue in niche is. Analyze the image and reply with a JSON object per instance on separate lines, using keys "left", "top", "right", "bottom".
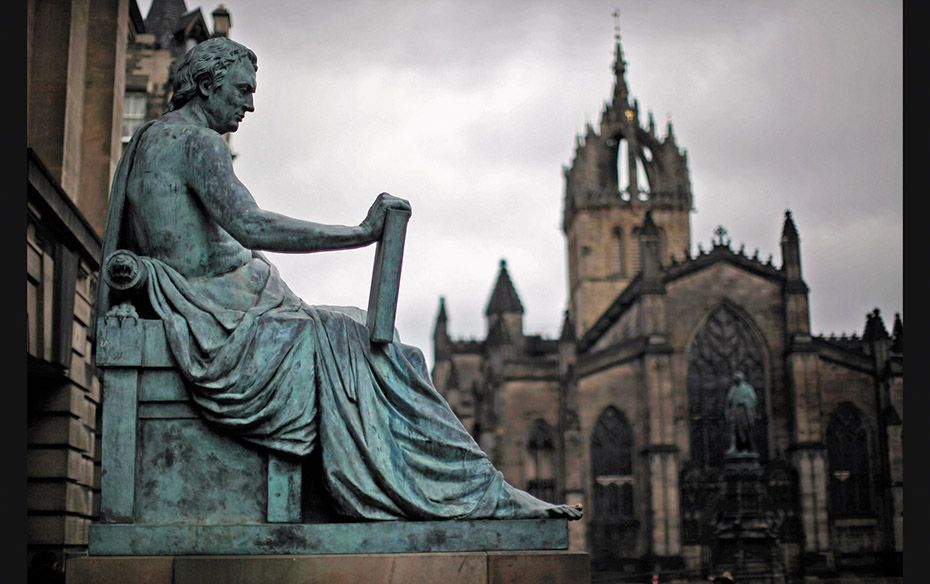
{"left": 100, "top": 37, "right": 581, "bottom": 522}
{"left": 725, "top": 371, "right": 758, "bottom": 455}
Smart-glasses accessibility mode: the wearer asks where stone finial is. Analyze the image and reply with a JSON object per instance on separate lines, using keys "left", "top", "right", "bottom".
{"left": 712, "top": 225, "right": 729, "bottom": 248}
{"left": 666, "top": 115, "right": 676, "bottom": 144}
{"left": 559, "top": 310, "right": 575, "bottom": 342}
{"left": 781, "top": 209, "right": 799, "bottom": 243}
{"left": 436, "top": 296, "right": 448, "bottom": 323}
{"left": 891, "top": 312, "right": 903, "bottom": 353}
{"left": 863, "top": 308, "right": 890, "bottom": 342}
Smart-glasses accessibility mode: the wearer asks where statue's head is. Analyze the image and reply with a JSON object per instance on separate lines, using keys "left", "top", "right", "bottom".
{"left": 733, "top": 371, "right": 745, "bottom": 382}
{"left": 168, "top": 37, "right": 258, "bottom": 133}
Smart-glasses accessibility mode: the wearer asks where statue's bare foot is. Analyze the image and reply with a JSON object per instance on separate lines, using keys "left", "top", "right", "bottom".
{"left": 547, "top": 503, "right": 583, "bottom": 521}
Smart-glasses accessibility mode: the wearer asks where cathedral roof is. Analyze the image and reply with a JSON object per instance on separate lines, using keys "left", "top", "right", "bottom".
{"left": 485, "top": 259, "right": 525, "bottom": 316}
{"left": 145, "top": 0, "right": 189, "bottom": 47}
{"left": 145, "top": 0, "right": 209, "bottom": 49}
{"left": 578, "top": 241, "right": 786, "bottom": 354}
{"left": 663, "top": 242, "right": 783, "bottom": 285}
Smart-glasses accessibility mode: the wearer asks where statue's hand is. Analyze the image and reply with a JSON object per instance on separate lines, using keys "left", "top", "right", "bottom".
{"left": 361, "top": 192, "right": 411, "bottom": 241}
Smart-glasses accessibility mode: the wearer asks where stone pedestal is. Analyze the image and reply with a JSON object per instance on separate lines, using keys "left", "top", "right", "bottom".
{"left": 67, "top": 551, "right": 591, "bottom": 584}
{"left": 711, "top": 453, "right": 785, "bottom": 584}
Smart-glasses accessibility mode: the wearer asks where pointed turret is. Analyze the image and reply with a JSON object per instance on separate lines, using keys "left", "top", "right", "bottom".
{"left": 863, "top": 308, "right": 891, "bottom": 370}
{"left": 639, "top": 211, "right": 662, "bottom": 280}
{"left": 780, "top": 210, "right": 810, "bottom": 336}
{"left": 863, "top": 308, "right": 890, "bottom": 342}
{"left": 436, "top": 295, "right": 448, "bottom": 324}
{"left": 433, "top": 296, "right": 450, "bottom": 363}
{"left": 780, "top": 210, "right": 805, "bottom": 283}
{"left": 637, "top": 211, "right": 668, "bottom": 337}
{"left": 559, "top": 310, "right": 575, "bottom": 343}
{"left": 891, "top": 313, "right": 903, "bottom": 354}
{"left": 485, "top": 259, "right": 524, "bottom": 316}
{"left": 666, "top": 118, "right": 676, "bottom": 146}
{"left": 485, "top": 260, "right": 525, "bottom": 349}
{"left": 144, "top": 0, "right": 189, "bottom": 48}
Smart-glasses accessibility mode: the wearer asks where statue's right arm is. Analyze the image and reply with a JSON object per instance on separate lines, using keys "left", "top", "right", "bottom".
{"left": 186, "top": 129, "right": 390, "bottom": 253}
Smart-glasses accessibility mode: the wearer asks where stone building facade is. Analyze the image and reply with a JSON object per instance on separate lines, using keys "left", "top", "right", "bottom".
{"left": 122, "top": 0, "right": 234, "bottom": 151}
{"left": 27, "top": 1, "right": 142, "bottom": 577}
{"left": 432, "top": 35, "right": 903, "bottom": 583}
{"left": 26, "top": 1, "right": 232, "bottom": 579}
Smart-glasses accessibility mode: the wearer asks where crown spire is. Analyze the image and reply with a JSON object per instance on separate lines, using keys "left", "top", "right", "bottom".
{"left": 612, "top": 9, "right": 629, "bottom": 105}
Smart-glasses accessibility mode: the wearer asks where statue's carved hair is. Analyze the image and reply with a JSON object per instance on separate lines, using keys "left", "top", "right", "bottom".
{"left": 167, "top": 37, "right": 258, "bottom": 113}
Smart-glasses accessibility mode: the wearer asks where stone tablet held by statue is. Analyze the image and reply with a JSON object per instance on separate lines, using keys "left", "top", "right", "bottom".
{"left": 367, "top": 207, "right": 411, "bottom": 343}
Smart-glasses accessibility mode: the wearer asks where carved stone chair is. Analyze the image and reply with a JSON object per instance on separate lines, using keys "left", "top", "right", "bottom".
{"left": 92, "top": 250, "right": 319, "bottom": 552}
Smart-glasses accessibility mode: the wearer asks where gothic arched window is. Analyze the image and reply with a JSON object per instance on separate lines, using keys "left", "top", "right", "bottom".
{"left": 526, "top": 419, "right": 556, "bottom": 502}
{"left": 608, "top": 135, "right": 651, "bottom": 200}
{"left": 590, "top": 407, "right": 635, "bottom": 562}
{"left": 827, "top": 403, "right": 873, "bottom": 515}
{"left": 686, "top": 305, "right": 767, "bottom": 470}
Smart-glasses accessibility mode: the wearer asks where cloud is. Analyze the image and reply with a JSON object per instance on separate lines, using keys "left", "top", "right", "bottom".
{"left": 173, "top": 0, "right": 902, "bottom": 363}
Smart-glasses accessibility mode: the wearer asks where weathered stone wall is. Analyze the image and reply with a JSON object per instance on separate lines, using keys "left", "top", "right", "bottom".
{"left": 567, "top": 204, "right": 690, "bottom": 339}
{"left": 574, "top": 360, "right": 645, "bottom": 557}
{"left": 26, "top": 0, "right": 131, "bottom": 571}
{"left": 495, "top": 374, "right": 561, "bottom": 490}
{"left": 26, "top": 219, "right": 101, "bottom": 557}
{"left": 124, "top": 32, "right": 175, "bottom": 116}
{"left": 434, "top": 352, "right": 483, "bottom": 435}
{"left": 815, "top": 356, "right": 891, "bottom": 558}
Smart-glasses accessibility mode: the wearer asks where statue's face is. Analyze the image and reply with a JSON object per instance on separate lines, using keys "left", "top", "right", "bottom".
{"left": 203, "top": 58, "right": 256, "bottom": 134}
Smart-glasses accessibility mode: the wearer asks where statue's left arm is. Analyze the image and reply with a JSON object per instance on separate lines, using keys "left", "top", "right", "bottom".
{"left": 187, "top": 129, "right": 409, "bottom": 253}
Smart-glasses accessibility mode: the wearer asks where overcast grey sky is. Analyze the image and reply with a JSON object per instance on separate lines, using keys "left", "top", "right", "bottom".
{"left": 145, "top": 0, "right": 902, "bottom": 366}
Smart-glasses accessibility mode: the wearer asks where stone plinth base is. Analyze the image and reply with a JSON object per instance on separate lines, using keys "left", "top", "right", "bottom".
{"left": 67, "top": 551, "right": 591, "bottom": 584}
{"left": 89, "top": 519, "right": 566, "bottom": 555}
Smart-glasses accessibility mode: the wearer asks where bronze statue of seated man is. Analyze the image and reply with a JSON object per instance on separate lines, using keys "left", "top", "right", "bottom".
{"left": 100, "top": 37, "right": 581, "bottom": 522}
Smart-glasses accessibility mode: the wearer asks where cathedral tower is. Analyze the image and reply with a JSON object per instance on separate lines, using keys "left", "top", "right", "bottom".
{"left": 562, "top": 27, "right": 693, "bottom": 338}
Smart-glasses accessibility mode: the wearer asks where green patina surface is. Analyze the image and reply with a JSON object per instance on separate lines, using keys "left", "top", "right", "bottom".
{"left": 89, "top": 520, "right": 568, "bottom": 556}
{"left": 92, "top": 38, "right": 582, "bottom": 555}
